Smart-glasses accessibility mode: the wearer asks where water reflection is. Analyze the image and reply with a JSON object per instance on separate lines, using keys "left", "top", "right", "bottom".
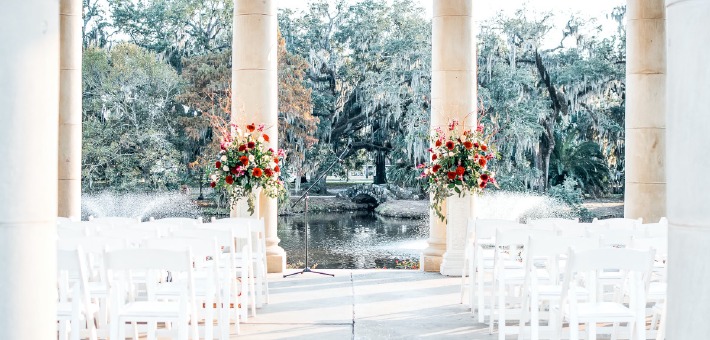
{"left": 278, "top": 211, "right": 428, "bottom": 269}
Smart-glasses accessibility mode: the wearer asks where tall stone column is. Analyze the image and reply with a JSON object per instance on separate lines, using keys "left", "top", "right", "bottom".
{"left": 624, "top": 0, "right": 666, "bottom": 222}
{"left": 58, "top": 0, "right": 82, "bottom": 219}
{"left": 666, "top": 0, "right": 710, "bottom": 337}
{"left": 232, "top": 0, "right": 285, "bottom": 272}
{"left": 422, "top": 0, "right": 476, "bottom": 273}
{"left": 0, "top": 1, "right": 59, "bottom": 338}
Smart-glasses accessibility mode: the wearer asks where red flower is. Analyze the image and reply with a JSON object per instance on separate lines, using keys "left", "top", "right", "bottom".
{"left": 274, "top": 165, "right": 280, "bottom": 172}
{"left": 479, "top": 181, "right": 488, "bottom": 188}
{"left": 274, "top": 157, "right": 279, "bottom": 164}
{"left": 247, "top": 124, "right": 256, "bottom": 132}
{"left": 432, "top": 154, "right": 438, "bottom": 161}
{"left": 210, "top": 182, "right": 216, "bottom": 188}
{"left": 264, "top": 168, "right": 274, "bottom": 177}
{"left": 215, "top": 161, "right": 222, "bottom": 169}
{"left": 247, "top": 141, "right": 256, "bottom": 149}
{"left": 447, "top": 172, "right": 456, "bottom": 180}
{"left": 435, "top": 140, "right": 442, "bottom": 147}
{"left": 238, "top": 144, "right": 247, "bottom": 152}
{"left": 445, "top": 141, "right": 455, "bottom": 150}
{"left": 225, "top": 175, "right": 234, "bottom": 185}
{"left": 230, "top": 167, "right": 238, "bottom": 174}
{"left": 239, "top": 155, "right": 249, "bottom": 166}
{"left": 432, "top": 164, "right": 442, "bottom": 173}
{"left": 473, "top": 142, "right": 479, "bottom": 148}
{"left": 263, "top": 134, "right": 270, "bottom": 142}
{"left": 481, "top": 144, "right": 488, "bottom": 152}
{"left": 456, "top": 166, "right": 465, "bottom": 175}
{"left": 486, "top": 153, "right": 494, "bottom": 160}
{"left": 463, "top": 141, "right": 473, "bottom": 150}
{"left": 478, "top": 158, "right": 487, "bottom": 167}
{"left": 252, "top": 168, "right": 263, "bottom": 177}
{"left": 480, "top": 173, "right": 489, "bottom": 181}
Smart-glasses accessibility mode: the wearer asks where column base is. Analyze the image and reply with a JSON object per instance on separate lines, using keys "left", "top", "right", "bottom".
{"left": 421, "top": 254, "right": 443, "bottom": 272}
{"left": 440, "top": 251, "right": 464, "bottom": 276}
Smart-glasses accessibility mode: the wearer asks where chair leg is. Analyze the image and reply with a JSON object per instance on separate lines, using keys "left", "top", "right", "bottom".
{"left": 656, "top": 304, "right": 666, "bottom": 340}
{"left": 477, "top": 258, "right": 486, "bottom": 323}
{"left": 588, "top": 321, "right": 596, "bottom": 340}
{"left": 498, "top": 277, "right": 506, "bottom": 340}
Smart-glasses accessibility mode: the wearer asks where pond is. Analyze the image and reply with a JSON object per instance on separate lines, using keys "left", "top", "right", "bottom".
{"left": 277, "top": 211, "right": 428, "bottom": 269}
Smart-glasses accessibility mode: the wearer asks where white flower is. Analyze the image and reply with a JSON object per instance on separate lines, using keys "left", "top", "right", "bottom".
{"left": 269, "top": 161, "right": 277, "bottom": 168}
{"left": 210, "top": 174, "right": 217, "bottom": 181}
{"left": 236, "top": 128, "right": 243, "bottom": 136}
{"left": 258, "top": 136, "right": 265, "bottom": 143}
{"left": 448, "top": 152, "right": 454, "bottom": 157}
{"left": 248, "top": 155, "right": 255, "bottom": 162}
{"left": 222, "top": 165, "right": 229, "bottom": 172}
{"left": 220, "top": 155, "right": 227, "bottom": 162}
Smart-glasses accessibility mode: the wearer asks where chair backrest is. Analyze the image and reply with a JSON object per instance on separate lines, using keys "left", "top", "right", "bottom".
{"left": 592, "top": 217, "right": 643, "bottom": 230}
{"left": 98, "top": 227, "right": 159, "bottom": 247}
{"left": 525, "top": 235, "right": 602, "bottom": 285}
{"left": 58, "top": 225, "right": 87, "bottom": 238}
{"left": 201, "top": 220, "right": 253, "bottom": 253}
{"left": 636, "top": 217, "right": 668, "bottom": 238}
{"left": 473, "top": 218, "right": 519, "bottom": 241}
{"left": 88, "top": 216, "right": 141, "bottom": 227}
{"left": 527, "top": 217, "right": 579, "bottom": 230}
{"left": 57, "top": 247, "right": 91, "bottom": 305}
{"left": 630, "top": 237, "right": 668, "bottom": 257}
{"left": 57, "top": 216, "right": 76, "bottom": 225}
{"left": 554, "top": 222, "right": 591, "bottom": 237}
{"left": 585, "top": 227, "right": 636, "bottom": 247}
{"left": 105, "top": 248, "right": 195, "bottom": 307}
{"left": 562, "top": 247, "right": 655, "bottom": 303}
{"left": 143, "top": 237, "right": 219, "bottom": 267}
{"left": 493, "top": 228, "right": 557, "bottom": 266}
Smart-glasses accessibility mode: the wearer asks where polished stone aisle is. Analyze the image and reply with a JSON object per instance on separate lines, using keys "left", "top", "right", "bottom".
{"left": 236, "top": 269, "right": 501, "bottom": 339}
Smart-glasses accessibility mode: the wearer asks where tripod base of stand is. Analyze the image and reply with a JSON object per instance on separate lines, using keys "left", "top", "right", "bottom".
{"left": 283, "top": 266, "right": 334, "bottom": 278}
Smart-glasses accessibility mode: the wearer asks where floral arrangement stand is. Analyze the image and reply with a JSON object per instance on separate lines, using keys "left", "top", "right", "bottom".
{"left": 419, "top": 120, "right": 498, "bottom": 276}
{"left": 283, "top": 144, "right": 351, "bottom": 278}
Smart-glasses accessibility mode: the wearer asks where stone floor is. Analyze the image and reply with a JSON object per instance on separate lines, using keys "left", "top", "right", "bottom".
{"left": 236, "top": 269, "right": 500, "bottom": 340}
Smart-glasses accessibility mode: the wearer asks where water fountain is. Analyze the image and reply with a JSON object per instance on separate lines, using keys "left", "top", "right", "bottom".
{"left": 81, "top": 191, "right": 201, "bottom": 221}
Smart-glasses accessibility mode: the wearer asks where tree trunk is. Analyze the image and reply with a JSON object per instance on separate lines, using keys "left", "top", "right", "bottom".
{"left": 373, "top": 151, "right": 387, "bottom": 184}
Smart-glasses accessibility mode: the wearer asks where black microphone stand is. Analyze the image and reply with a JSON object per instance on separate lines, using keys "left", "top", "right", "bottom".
{"left": 284, "top": 145, "right": 351, "bottom": 278}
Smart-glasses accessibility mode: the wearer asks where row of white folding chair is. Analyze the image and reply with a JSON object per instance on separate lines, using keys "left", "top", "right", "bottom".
{"left": 57, "top": 246, "right": 98, "bottom": 340}
{"left": 593, "top": 217, "right": 668, "bottom": 238}
{"left": 58, "top": 229, "right": 248, "bottom": 339}
{"left": 629, "top": 237, "right": 668, "bottom": 340}
{"left": 171, "top": 225, "right": 256, "bottom": 324}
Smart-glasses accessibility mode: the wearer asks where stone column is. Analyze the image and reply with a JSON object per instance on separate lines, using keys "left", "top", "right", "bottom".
{"left": 422, "top": 0, "right": 476, "bottom": 273}
{"left": 232, "top": 0, "right": 285, "bottom": 273}
{"left": 666, "top": 0, "right": 710, "bottom": 337}
{"left": 58, "top": 0, "right": 82, "bottom": 219}
{"left": 0, "top": 1, "right": 59, "bottom": 338}
{"left": 624, "top": 0, "right": 666, "bottom": 222}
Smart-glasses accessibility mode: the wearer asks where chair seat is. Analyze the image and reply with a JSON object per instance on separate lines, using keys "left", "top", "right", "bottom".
{"left": 118, "top": 301, "right": 182, "bottom": 319}
{"left": 535, "top": 285, "right": 587, "bottom": 298}
{"left": 564, "top": 302, "right": 635, "bottom": 320}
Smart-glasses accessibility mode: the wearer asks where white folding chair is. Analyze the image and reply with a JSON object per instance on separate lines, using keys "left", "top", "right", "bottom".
{"left": 490, "top": 228, "right": 556, "bottom": 339}
{"left": 527, "top": 218, "right": 579, "bottom": 230}
{"left": 57, "top": 246, "right": 98, "bottom": 340}
{"left": 212, "top": 217, "right": 269, "bottom": 307}
{"left": 518, "top": 235, "right": 600, "bottom": 340}
{"left": 204, "top": 219, "right": 260, "bottom": 314}
{"left": 88, "top": 216, "right": 141, "bottom": 228}
{"left": 143, "top": 237, "right": 224, "bottom": 339}
{"left": 554, "top": 247, "right": 655, "bottom": 340}
{"left": 105, "top": 248, "right": 198, "bottom": 340}
{"left": 636, "top": 217, "right": 668, "bottom": 238}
